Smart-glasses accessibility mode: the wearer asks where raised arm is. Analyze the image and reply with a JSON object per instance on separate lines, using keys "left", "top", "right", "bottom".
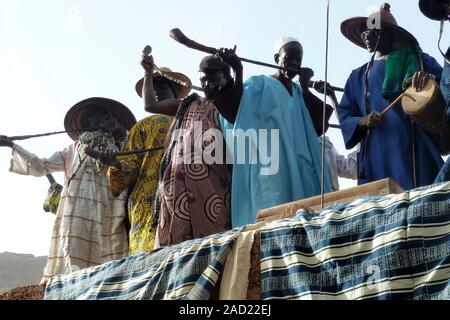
{"left": 141, "top": 55, "right": 180, "bottom": 116}
{"left": 0, "top": 135, "right": 67, "bottom": 177}
{"left": 212, "top": 47, "right": 244, "bottom": 124}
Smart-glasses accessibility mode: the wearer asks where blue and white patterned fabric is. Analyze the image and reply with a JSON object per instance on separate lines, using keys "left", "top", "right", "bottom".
{"left": 434, "top": 157, "right": 450, "bottom": 184}
{"left": 259, "top": 182, "right": 450, "bottom": 300}
{"left": 44, "top": 228, "right": 241, "bottom": 300}
{"left": 45, "top": 182, "right": 450, "bottom": 300}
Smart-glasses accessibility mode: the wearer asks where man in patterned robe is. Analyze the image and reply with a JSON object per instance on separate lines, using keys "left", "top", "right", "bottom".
{"left": 98, "top": 65, "right": 192, "bottom": 253}
{"left": 140, "top": 54, "right": 233, "bottom": 247}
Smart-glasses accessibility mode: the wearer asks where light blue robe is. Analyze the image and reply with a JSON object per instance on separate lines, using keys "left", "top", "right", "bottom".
{"left": 221, "top": 75, "right": 331, "bottom": 228}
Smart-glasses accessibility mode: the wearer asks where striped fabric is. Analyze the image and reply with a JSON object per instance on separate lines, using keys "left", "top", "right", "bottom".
{"left": 260, "top": 182, "right": 450, "bottom": 300}
{"left": 10, "top": 141, "right": 129, "bottom": 283}
{"left": 44, "top": 228, "right": 241, "bottom": 300}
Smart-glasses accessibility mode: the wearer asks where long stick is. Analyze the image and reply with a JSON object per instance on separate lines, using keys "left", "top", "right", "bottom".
{"left": 84, "top": 146, "right": 164, "bottom": 160}
{"left": 117, "top": 146, "right": 164, "bottom": 156}
{"left": 321, "top": 0, "right": 331, "bottom": 210}
{"left": 6, "top": 128, "right": 100, "bottom": 141}
{"left": 169, "top": 28, "right": 345, "bottom": 91}
{"left": 142, "top": 45, "right": 203, "bottom": 92}
{"left": 308, "top": 80, "right": 344, "bottom": 92}
{"left": 154, "top": 65, "right": 204, "bottom": 92}
{"left": 381, "top": 93, "right": 416, "bottom": 115}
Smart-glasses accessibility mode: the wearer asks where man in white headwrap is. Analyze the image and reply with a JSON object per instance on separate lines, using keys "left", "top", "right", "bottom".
{"left": 213, "top": 37, "right": 333, "bottom": 227}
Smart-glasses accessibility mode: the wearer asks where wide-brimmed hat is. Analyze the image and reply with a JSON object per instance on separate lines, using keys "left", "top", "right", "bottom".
{"left": 135, "top": 67, "right": 192, "bottom": 99}
{"left": 419, "top": 0, "right": 449, "bottom": 21}
{"left": 64, "top": 97, "right": 136, "bottom": 140}
{"left": 341, "top": 3, "right": 418, "bottom": 50}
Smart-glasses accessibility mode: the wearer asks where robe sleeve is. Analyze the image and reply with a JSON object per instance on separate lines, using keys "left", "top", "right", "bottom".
{"left": 9, "top": 144, "right": 68, "bottom": 176}
{"left": 338, "top": 72, "right": 366, "bottom": 150}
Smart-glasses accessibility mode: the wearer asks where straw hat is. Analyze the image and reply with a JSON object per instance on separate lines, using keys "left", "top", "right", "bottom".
{"left": 341, "top": 3, "right": 418, "bottom": 49}
{"left": 419, "top": 0, "right": 449, "bottom": 21}
{"left": 135, "top": 67, "right": 192, "bottom": 99}
{"left": 64, "top": 97, "right": 136, "bottom": 140}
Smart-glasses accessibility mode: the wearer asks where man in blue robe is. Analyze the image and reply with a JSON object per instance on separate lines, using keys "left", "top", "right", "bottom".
{"left": 338, "top": 3, "right": 444, "bottom": 191}
{"left": 213, "top": 38, "right": 332, "bottom": 228}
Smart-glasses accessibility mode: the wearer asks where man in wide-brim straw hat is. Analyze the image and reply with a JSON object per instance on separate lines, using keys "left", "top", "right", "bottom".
{"left": 337, "top": 3, "right": 444, "bottom": 191}
{"left": 96, "top": 59, "right": 192, "bottom": 254}
{"left": 0, "top": 97, "right": 136, "bottom": 282}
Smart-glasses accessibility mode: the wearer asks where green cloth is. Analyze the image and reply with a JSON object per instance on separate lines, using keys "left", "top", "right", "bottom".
{"left": 382, "top": 45, "right": 422, "bottom": 100}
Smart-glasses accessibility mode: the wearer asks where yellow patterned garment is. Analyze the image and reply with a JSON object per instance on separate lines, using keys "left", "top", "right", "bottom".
{"left": 109, "top": 115, "right": 172, "bottom": 254}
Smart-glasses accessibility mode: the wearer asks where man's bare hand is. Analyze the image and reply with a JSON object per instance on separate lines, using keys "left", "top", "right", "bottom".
{"left": 98, "top": 147, "right": 119, "bottom": 166}
{"left": 298, "top": 67, "right": 314, "bottom": 89}
{"left": 359, "top": 111, "right": 384, "bottom": 129}
{"left": 218, "top": 46, "right": 242, "bottom": 71}
{"left": 411, "top": 71, "right": 431, "bottom": 92}
{"left": 312, "top": 80, "right": 335, "bottom": 96}
{"left": 141, "top": 55, "right": 155, "bottom": 76}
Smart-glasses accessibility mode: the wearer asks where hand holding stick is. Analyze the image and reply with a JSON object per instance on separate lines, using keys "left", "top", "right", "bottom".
{"left": 169, "top": 28, "right": 345, "bottom": 91}
{"left": 169, "top": 28, "right": 299, "bottom": 74}
{"left": 84, "top": 146, "right": 164, "bottom": 163}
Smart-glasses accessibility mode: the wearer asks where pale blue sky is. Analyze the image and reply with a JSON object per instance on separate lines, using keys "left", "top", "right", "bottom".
{"left": 0, "top": 0, "right": 448, "bottom": 255}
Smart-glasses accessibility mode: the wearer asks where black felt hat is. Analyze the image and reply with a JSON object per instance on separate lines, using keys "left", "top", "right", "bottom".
{"left": 341, "top": 3, "right": 418, "bottom": 49}
{"left": 419, "top": 0, "right": 449, "bottom": 21}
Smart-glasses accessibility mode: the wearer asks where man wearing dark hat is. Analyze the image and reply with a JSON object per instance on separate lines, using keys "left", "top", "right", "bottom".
{"left": 0, "top": 98, "right": 135, "bottom": 282}
{"left": 338, "top": 3, "right": 444, "bottom": 191}
{"left": 97, "top": 63, "right": 191, "bottom": 254}
{"left": 137, "top": 53, "right": 232, "bottom": 248}
{"left": 213, "top": 38, "right": 333, "bottom": 228}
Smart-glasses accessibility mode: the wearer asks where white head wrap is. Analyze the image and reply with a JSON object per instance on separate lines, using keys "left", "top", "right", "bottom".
{"left": 274, "top": 36, "right": 301, "bottom": 55}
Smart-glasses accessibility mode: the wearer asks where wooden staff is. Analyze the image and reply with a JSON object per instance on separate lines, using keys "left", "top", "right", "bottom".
{"left": 381, "top": 92, "right": 416, "bottom": 115}
{"left": 142, "top": 45, "right": 204, "bottom": 92}
{"left": 169, "top": 28, "right": 345, "bottom": 92}
{"left": 84, "top": 146, "right": 164, "bottom": 159}
{"left": 4, "top": 128, "right": 100, "bottom": 141}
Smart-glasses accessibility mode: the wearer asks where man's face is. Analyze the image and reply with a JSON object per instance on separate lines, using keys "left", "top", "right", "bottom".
{"left": 276, "top": 42, "right": 303, "bottom": 80}
{"left": 360, "top": 28, "right": 394, "bottom": 54}
{"left": 153, "top": 77, "right": 177, "bottom": 101}
{"left": 361, "top": 29, "right": 380, "bottom": 53}
{"left": 199, "top": 69, "right": 229, "bottom": 100}
{"left": 81, "top": 107, "right": 112, "bottom": 130}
